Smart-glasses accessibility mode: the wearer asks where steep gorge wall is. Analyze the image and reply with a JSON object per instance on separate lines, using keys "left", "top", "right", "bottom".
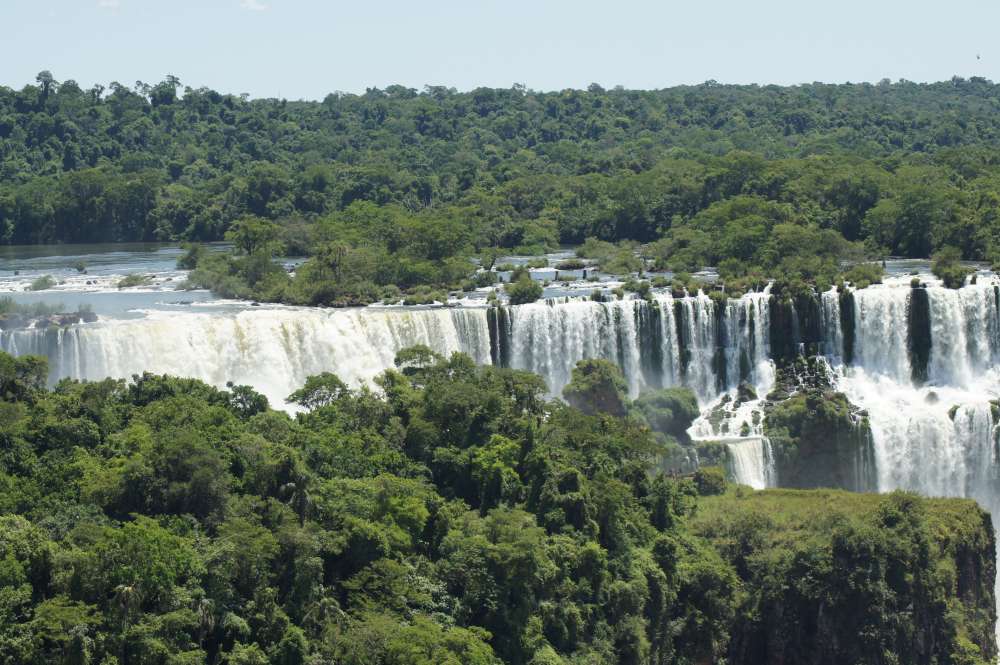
{"left": 696, "top": 489, "right": 997, "bottom": 665}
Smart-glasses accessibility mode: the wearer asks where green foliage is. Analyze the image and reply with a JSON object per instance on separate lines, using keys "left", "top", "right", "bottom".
{"left": 8, "top": 77, "right": 1000, "bottom": 302}
{"left": 631, "top": 387, "right": 700, "bottom": 444}
{"left": 693, "top": 467, "right": 727, "bottom": 496}
{"left": 841, "top": 261, "right": 884, "bottom": 288}
{"left": 0, "top": 297, "right": 70, "bottom": 317}
{"left": 763, "top": 359, "right": 875, "bottom": 492}
{"left": 0, "top": 346, "right": 993, "bottom": 665}
{"left": 562, "top": 359, "right": 629, "bottom": 417}
{"left": 695, "top": 489, "right": 997, "bottom": 665}
{"left": 554, "top": 259, "right": 585, "bottom": 270}
{"left": 2, "top": 77, "right": 1000, "bottom": 275}
{"left": 932, "top": 245, "right": 972, "bottom": 289}
{"left": 505, "top": 273, "right": 543, "bottom": 306}
{"left": 175, "top": 242, "right": 205, "bottom": 270}
{"left": 116, "top": 273, "right": 153, "bottom": 289}
{"left": 28, "top": 275, "right": 56, "bottom": 291}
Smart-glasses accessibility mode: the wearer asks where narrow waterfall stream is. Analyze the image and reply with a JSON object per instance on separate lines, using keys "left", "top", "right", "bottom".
{"left": 725, "top": 437, "right": 777, "bottom": 490}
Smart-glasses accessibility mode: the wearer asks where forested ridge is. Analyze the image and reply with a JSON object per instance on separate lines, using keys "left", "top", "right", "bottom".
{"left": 0, "top": 348, "right": 995, "bottom": 664}
{"left": 4, "top": 74, "right": 1000, "bottom": 263}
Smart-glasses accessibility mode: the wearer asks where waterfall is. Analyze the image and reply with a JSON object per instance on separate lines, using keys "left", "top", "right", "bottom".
{"left": 502, "top": 297, "right": 650, "bottom": 397}
{"left": 851, "top": 285, "right": 912, "bottom": 382}
{"left": 653, "top": 293, "right": 682, "bottom": 389}
{"left": 834, "top": 279, "right": 1000, "bottom": 642}
{"left": 926, "top": 285, "right": 1000, "bottom": 386}
{"left": 819, "top": 287, "right": 843, "bottom": 360}
{"left": 492, "top": 290, "right": 774, "bottom": 400}
{"left": 726, "top": 437, "right": 777, "bottom": 490}
{"left": 7, "top": 275, "right": 1000, "bottom": 637}
{"left": 1, "top": 307, "right": 491, "bottom": 408}
{"left": 3, "top": 283, "right": 1000, "bottom": 512}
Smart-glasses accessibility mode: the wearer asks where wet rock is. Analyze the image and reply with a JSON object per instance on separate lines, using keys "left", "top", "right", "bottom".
{"left": 735, "top": 380, "right": 758, "bottom": 406}
{"left": 0, "top": 311, "right": 98, "bottom": 330}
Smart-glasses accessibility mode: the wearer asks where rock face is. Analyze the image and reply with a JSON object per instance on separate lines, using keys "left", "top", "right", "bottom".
{"left": 764, "top": 356, "right": 876, "bottom": 492}
{"left": 908, "top": 284, "right": 932, "bottom": 383}
{"left": 0, "top": 311, "right": 98, "bottom": 331}
{"left": 695, "top": 489, "right": 997, "bottom": 665}
{"left": 768, "top": 292, "right": 828, "bottom": 364}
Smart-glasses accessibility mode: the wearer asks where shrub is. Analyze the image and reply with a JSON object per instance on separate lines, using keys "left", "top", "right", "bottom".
{"left": 117, "top": 274, "right": 153, "bottom": 289}
{"left": 931, "top": 246, "right": 971, "bottom": 289}
{"left": 505, "top": 276, "right": 543, "bottom": 305}
{"left": 841, "top": 262, "right": 883, "bottom": 289}
{"left": 28, "top": 275, "right": 56, "bottom": 291}
{"left": 622, "top": 279, "right": 651, "bottom": 298}
{"left": 177, "top": 243, "right": 206, "bottom": 270}
{"left": 694, "top": 466, "right": 727, "bottom": 495}
{"left": 473, "top": 271, "right": 498, "bottom": 287}
{"left": 563, "top": 359, "right": 628, "bottom": 416}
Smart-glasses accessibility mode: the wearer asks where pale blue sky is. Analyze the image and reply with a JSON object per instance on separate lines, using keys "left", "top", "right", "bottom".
{"left": 2, "top": 0, "right": 997, "bottom": 99}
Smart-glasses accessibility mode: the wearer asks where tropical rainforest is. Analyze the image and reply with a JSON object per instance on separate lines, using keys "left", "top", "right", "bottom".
{"left": 3, "top": 74, "right": 1000, "bottom": 665}
{"left": 0, "top": 348, "right": 995, "bottom": 665}
{"left": 3, "top": 75, "right": 1000, "bottom": 304}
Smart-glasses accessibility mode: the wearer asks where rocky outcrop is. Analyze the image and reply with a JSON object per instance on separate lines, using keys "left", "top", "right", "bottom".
{"left": 839, "top": 289, "right": 856, "bottom": 364}
{"left": 0, "top": 311, "right": 98, "bottom": 331}
{"left": 764, "top": 356, "right": 876, "bottom": 492}
{"left": 769, "top": 293, "right": 824, "bottom": 364}
{"left": 908, "top": 284, "right": 932, "bottom": 384}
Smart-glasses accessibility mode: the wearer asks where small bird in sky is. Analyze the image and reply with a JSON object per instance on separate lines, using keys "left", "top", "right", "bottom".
{"left": 977, "top": 53, "right": 982, "bottom": 60}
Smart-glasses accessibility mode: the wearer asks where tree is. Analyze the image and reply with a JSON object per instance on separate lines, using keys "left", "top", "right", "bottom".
{"left": 931, "top": 245, "right": 971, "bottom": 289}
{"left": 224, "top": 216, "right": 283, "bottom": 256}
{"left": 35, "top": 71, "right": 57, "bottom": 103}
{"left": 632, "top": 388, "right": 700, "bottom": 443}
{"left": 286, "top": 372, "right": 348, "bottom": 410}
{"left": 505, "top": 273, "right": 543, "bottom": 306}
{"left": 562, "top": 359, "right": 628, "bottom": 416}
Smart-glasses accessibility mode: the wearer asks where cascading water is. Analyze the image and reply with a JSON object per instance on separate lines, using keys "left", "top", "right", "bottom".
{"left": 489, "top": 289, "right": 775, "bottom": 401}
{"left": 499, "top": 297, "right": 651, "bottom": 398}
{"left": 819, "top": 287, "right": 844, "bottom": 360}
{"left": 725, "top": 437, "right": 777, "bottom": 490}
{"left": 4, "top": 280, "right": 1000, "bottom": 505}
{"left": 1, "top": 307, "right": 492, "bottom": 408}
{"left": 826, "top": 280, "right": 1000, "bottom": 642}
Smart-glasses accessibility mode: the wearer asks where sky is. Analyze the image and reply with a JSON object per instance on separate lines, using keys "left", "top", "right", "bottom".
{"left": 1, "top": 0, "right": 998, "bottom": 100}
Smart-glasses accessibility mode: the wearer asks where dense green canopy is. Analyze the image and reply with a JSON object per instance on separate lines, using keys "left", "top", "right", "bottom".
{"left": 3, "top": 76, "right": 1000, "bottom": 263}
{"left": 0, "top": 350, "right": 993, "bottom": 664}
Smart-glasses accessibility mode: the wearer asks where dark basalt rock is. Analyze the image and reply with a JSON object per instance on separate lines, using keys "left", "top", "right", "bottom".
{"left": 486, "top": 306, "right": 512, "bottom": 367}
{"left": 908, "top": 284, "right": 932, "bottom": 384}
{"left": 839, "top": 289, "right": 855, "bottom": 364}
{"left": 635, "top": 300, "right": 664, "bottom": 390}
{"left": 769, "top": 292, "right": 825, "bottom": 365}
{"left": 764, "top": 356, "right": 877, "bottom": 492}
{"left": 674, "top": 299, "right": 691, "bottom": 379}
